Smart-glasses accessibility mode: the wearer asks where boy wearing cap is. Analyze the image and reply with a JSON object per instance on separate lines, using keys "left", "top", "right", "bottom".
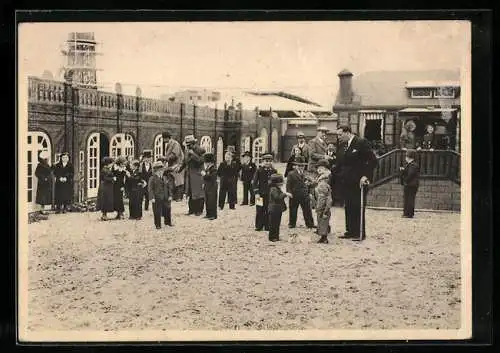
{"left": 202, "top": 152, "right": 218, "bottom": 220}
{"left": 240, "top": 151, "right": 256, "bottom": 206}
{"left": 148, "top": 161, "right": 174, "bottom": 229}
{"left": 217, "top": 151, "right": 239, "bottom": 210}
{"left": 126, "top": 160, "right": 147, "bottom": 220}
{"left": 252, "top": 153, "right": 278, "bottom": 231}
{"left": 399, "top": 149, "right": 420, "bottom": 218}
{"left": 286, "top": 156, "right": 315, "bottom": 229}
{"left": 268, "top": 174, "right": 292, "bottom": 242}
{"left": 314, "top": 159, "right": 334, "bottom": 243}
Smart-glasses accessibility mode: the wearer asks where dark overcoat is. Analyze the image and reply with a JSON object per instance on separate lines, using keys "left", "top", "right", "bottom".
{"left": 112, "top": 167, "right": 126, "bottom": 212}
{"left": 180, "top": 144, "right": 206, "bottom": 200}
{"left": 96, "top": 165, "right": 115, "bottom": 212}
{"left": 35, "top": 161, "right": 53, "bottom": 206}
{"left": 203, "top": 164, "right": 218, "bottom": 208}
{"left": 53, "top": 161, "right": 74, "bottom": 204}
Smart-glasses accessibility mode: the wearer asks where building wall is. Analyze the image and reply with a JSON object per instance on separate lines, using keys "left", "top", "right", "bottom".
{"left": 366, "top": 176, "right": 461, "bottom": 211}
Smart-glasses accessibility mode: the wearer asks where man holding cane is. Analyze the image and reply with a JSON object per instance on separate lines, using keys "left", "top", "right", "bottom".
{"left": 334, "top": 125, "right": 378, "bottom": 241}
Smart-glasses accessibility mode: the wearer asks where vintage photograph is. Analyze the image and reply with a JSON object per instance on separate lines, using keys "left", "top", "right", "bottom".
{"left": 17, "top": 20, "right": 471, "bottom": 341}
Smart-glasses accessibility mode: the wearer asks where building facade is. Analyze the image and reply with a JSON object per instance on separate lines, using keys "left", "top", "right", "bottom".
{"left": 332, "top": 69, "right": 461, "bottom": 155}
{"left": 26, "top": 76, "right": 280, "bottom": 212}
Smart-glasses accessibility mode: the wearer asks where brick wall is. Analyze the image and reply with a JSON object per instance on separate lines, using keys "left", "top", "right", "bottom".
{"left": 366, "top": 177, "right": 461, "bottom": 211}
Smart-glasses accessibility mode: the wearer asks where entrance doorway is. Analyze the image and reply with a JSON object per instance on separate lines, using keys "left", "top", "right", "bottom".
{"left": 87, "top": 132, "right": 109, "bottom": 198}
{"left": 364, "top": 119, "right": 383, "bottom": 142}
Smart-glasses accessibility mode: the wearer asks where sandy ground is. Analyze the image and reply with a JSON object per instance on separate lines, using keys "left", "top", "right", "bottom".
{"left": 25, "top": 168, "right": 462, "bottom": 332}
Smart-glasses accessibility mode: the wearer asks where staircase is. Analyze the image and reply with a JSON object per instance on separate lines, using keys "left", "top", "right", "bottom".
{"left": 372, "top": 149, "right": 461, "bottom": 187}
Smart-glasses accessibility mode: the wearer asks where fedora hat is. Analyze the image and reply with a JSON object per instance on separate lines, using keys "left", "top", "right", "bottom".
{"left": 184, "top": 135, "right": 197, "bottom": 144}
{"left": 293, "top": 156, "right": 307, "bottom": 165}
{"left": 270, "top": 173, "right": 284, "bottom": 184}
{"left": 316, "top": 159, "right": 330, "bottom": 169}
{"left": 152, "top": 161, "right": 164, "bottom": 170}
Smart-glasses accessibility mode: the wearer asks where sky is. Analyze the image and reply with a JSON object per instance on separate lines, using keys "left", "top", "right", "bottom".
{"left": 18, "top": 21, "right": 469, "bottom": 108}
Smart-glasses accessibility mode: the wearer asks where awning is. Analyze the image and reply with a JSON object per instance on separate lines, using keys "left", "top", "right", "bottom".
{"left": 358, "top": 110, "right": 386, "bottom": 113}
{"left": 399, "top": 108, "right": 457, "bottom": 113}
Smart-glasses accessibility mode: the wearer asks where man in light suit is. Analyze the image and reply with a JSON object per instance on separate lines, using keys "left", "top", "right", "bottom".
{"left": 308, "top": 126, "right": 334, "bottom": 172}
{"left": 162, "top": 131, "right": 185, "bottom": 201}
{"left": 292, "top": 131, "right": 311, "bottom": 163}
{"left": 335, "top": 125, "right": 378, "bottom": 241}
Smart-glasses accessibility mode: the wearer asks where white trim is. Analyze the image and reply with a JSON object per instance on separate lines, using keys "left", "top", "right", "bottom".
{"left": 405, "top": 80, "right": 460, "bottom": 88}
{"left": 27, "top": 131, "right": 52, "bottom": 212}
{"left": 434, "top": 87, "right": 456, "bottom": 99}
{"left": 87, "top": 133, "right": 100, "bottom": 198}
{"left": 252, "top": 137, "right": 265, "bottom": 167}
{"left": 399, "top": 107, "right": 457, "bottom": 113}
{"left": 358, "top": 110, "right": 386, "bottom": 113}
{"left": 153, "top": 134, "right": 163, "bottom": 162}
{"left": 200, "top": 136, "right": 213, "bottom": 153}
{"left": 410, "top": 88, "right": 433, "bottom": 99}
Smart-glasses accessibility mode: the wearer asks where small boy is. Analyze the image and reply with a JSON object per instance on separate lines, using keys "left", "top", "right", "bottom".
{"left": 217, "top": 151, "right": 239, "bottom": 210}
{"left": 252, "top": 153, "right": 278, "bottom": 231}
{"left": 148, "top": 161, "right": 174, "bottom": 229}
{"left": 268, "top": 174, "right": 292, "bottom": 242}
{"left": 285, "top": 155, "right": 315, "bottom": 229}
{"left": 202, "top": 152, "right": 218, "bottom": 220}
{"left": 125, "top": 160, "right": 147, "bottom": 220}
{"left": 314, "top": 159, "right": 333, "bottom": 244}
{"left": 239, "top": 151, "right": 256, "bottom": 206}
{"left": 399, "top": 149, "right": 420, "bottom": 218}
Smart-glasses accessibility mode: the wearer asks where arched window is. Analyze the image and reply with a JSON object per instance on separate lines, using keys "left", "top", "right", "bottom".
{"left": 110, "top": 133, "right": 135, "bottom": 159}
{"left": 87, "top": 133, "right": 100, "bottom": 198}
{"left": 27, "top": 131, "right": 52, "bottom": 211}
{"left": 79, "top": 150, "right": 84, "bottom": 202}
{"left": 200, "top": 136, "right": 213, "bottom": 153}
{"left": 252, "top": 137, "right": 265, "bottom": 167}
{"left": 153, "top": 134, "right": 163, "bottom": 161}
{"left": 216, "top": 137, "right": 224, "bottom": 166}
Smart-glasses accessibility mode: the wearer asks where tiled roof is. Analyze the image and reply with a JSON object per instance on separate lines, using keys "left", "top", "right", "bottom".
{"left": 338, "top": 69, "right": 460, "bottom": 107}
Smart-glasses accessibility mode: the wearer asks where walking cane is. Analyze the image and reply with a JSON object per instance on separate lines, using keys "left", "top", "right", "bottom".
{"left": 359, "top": 182, "right": 365, "bottom": 242}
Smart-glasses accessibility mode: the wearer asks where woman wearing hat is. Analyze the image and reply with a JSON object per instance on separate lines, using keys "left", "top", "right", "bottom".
{"left": 112, "top": 156, "right": 128, "bottom": 220}
{"left": 53, "top": 152, "right": 74, "bottom": 213}
{"left": 34, "top": 150, "right": 53, "bottom": 215}
{"left": 96, "top": 157, "right": 115, "bottom": 221}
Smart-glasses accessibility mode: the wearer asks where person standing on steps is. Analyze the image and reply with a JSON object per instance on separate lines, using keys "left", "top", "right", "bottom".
{"left": 252, "top": 153, "right": 277, "bottom": 231}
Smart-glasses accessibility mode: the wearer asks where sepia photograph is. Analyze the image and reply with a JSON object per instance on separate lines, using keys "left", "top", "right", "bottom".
{"left": 17, "top": 18, "right": 472, "bottom": 342}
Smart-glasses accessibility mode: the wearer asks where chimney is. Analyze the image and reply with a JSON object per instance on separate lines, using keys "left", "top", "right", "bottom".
{"left": 337, "top": 69, "right": 354, "bottom": 104}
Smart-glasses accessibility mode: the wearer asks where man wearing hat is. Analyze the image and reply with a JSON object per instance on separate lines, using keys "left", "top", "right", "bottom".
{"left": 335, "top": 125, "right": 378, "bottom": 241}
{"left": 308, "top": 126, "right": 334, "bottom": 172}
{"left": 163, "top": 131, "right": 184, "bottom": 200}
{"left": 292, "top": 131, "right": 310, "bottom": 163}
{"left": 285, "top": 155, "right": 315, "bottom": 229}
{"left": 251, "top": 153, "right": 277, "bottom": 231}
{"left": 139, "top": 150, "right": 153, "bottom": 210}
{"left": 202, "top": 152, "right": 218, "bottom": 220}
{"left": 399, "top": 149, "right": 420, "bottom": 218}
{"left": 240, "top": 151, "right": 256, "bottom": 206}
{"left": 176, "top": 135, "right": 206, "bottom": 215}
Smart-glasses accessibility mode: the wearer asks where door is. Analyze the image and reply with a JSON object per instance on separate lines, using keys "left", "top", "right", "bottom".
{"left": 87, "top": 133, "right": 100, "bottom": 198}
{"left": 27, "top": 131, "right": 52, "bottom": 212}
{"left": 154, "top": 134, "right": 163, "bottom": 161}
{"left": 200, "top": 136, "right": 213, "bottom": 153}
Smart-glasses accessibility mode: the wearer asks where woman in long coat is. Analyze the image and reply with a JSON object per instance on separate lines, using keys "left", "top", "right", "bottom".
{"left": 112, "top": 156, "right": 128, "bottom": 219}
{"left": 96, "top": 157, "right": 115, "bottom": 221}
{"left": 53, "top": 152, "right": 74, "bottom": 213}
{"left": 34, "top": 150, "right": 53, "bottom": 214}
{"left": 176, "top": 135, "right": 206, "bottom": 216}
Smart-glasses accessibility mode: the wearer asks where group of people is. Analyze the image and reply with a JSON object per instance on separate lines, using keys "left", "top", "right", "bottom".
{"left": 32, "top": 124, "right": 421, "bottom": 244}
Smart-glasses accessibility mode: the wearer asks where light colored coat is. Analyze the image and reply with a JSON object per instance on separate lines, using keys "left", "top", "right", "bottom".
{"left": 308, "top": 136, "right": 328, "bottom": 171}
{"left": 165, "top": 139, "right": 185, "bottom": 186}
{"left": 314, "top": 170, "right": 333, "bottom": 236}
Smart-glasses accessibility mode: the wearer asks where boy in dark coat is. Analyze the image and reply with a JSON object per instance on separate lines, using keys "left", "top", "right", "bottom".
{"left": 217, "top": 151, "right": 239, "bottom": 210}
{"left": 96, "top": 157, "right": 115, "bottom": 221}
{"left": 286, "top": 156, "right": 315, "bottom": 229}
{"left": 399, "top": 149, "right": 420, "bottom": 218}
{"left": 252, "top": 153, "right": 278, "bottom": 231}
{"left": 240, "top": 151, "right": 256, "bottom": 206}
{"left": 268, "top": 174, "right": 292, "bottom": 242}
{"left": 202, "top": 152, "right": 218, "bottom": 220}
{"left": 139, "top": 151, "right": 153, "bottom": 211}
{"left": 53, "top": 152, "right": 74, "bottom": 213}
{"left": 148, "top": 161, "right": 174, "bottom": 229}
{"left": 126, "top": 160, "right": 147, "bottom": 220}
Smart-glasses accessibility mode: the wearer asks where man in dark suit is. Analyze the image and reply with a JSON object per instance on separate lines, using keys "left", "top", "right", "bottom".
{"left": 139, "top": 150, "right": 153, "bottom": 211}
{"left": 399, "top": 149, "right": 420, "bottom": 218}
{"left": 335, "top": 125, "right": 378, "bottom": 241}
{"left": 285, "top": 156, "right": 315, "bottom": 229}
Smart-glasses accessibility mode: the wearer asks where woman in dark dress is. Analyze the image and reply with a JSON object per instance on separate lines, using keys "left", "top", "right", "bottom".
{"left": 53, "top": 152, "right": 74, "bottom": 213}
{"left": 112, "top": 156, "right": 128, "bottom": 219}
{"left": 125, "top": 160, "right": 147, "bottom": 220}
{"left": 34, "top": 150, "right": 53, "bottom": 215}
{"left": 96, "top": 157, "right": 115, "bottom": 221}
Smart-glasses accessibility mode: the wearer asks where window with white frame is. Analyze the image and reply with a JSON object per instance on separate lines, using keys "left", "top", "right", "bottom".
{"left": 110, "top": 133, "right": 135, "bottom": 159}
{"left": 410, "top": 88, "right": 433, "bottom": 98}
{"left": 154, "top": 134, "right": 163, "bottom": 161}
{"left": 27, "top": 131, "right": 51, "bottom": 206}
{"left": 434, "top": 87, "right": 455, "bottom": 98}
